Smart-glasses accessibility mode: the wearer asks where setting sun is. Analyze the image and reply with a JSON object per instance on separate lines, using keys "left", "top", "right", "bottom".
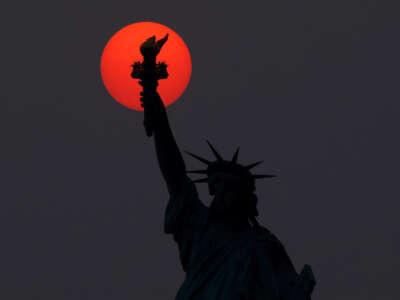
{"left": 100, "top": 22, "right": 192, "bottom": 111}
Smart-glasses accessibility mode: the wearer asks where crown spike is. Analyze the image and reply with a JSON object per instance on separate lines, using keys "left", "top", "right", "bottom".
{"left": 252, "top": 174, "right": 276, "bottom": 179}
{"left": 245, "top": 161, "right": 264, "bottom": 170}
{"left": 186, "top": 170, "right": 208, "bottom": 174}
{"left": 231, "top": 147, "right": 240, "bottom": 163}
{"left": 206, "top": 140, "right": 223, "bottom": 161}
{"left": 193, "top": 177, "right": 209, "bottom": 183}
{"left": 184, "top": 151, "right": 211, "bottom": 165}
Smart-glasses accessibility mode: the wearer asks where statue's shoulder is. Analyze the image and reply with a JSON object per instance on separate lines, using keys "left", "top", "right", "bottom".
{"left": 252, "top": 226, "right": 282, "bottom": 246}
{"left": 250, "top": 225, "right": 293, "bottom": 266}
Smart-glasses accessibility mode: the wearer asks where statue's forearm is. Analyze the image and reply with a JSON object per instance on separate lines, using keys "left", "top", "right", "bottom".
{"left": 152, "top": 95, "right": 186, "bottom": 196}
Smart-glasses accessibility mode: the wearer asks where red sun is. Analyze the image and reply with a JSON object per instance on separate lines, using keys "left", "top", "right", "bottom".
{"left": 100, "top": 22, "right": 192, "bottom": 111}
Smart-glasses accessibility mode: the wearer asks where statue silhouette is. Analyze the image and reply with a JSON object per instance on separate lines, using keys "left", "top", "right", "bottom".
{"left": 132, "top": 35, "right": 316, "bottom": 300}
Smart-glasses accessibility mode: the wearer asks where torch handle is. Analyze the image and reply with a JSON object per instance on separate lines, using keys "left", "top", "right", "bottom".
{"left": 131, "top": 53, "right": 168, "bottom": 138}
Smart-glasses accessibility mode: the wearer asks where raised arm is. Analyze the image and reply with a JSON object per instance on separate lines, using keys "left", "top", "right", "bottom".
{"left": 145, "top": 89, "right": 186, "bottom": 196}
{"left": 136, "top": 34, "right": 187, "bottom": 196}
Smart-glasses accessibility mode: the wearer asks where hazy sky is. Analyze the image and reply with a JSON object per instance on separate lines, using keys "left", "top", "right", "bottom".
{"left": 2, "top": 1, "right": 399, "bottom": 299}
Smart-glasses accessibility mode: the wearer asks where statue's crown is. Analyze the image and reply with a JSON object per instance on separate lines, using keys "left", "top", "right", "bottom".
{"left": 185, "top": 141, "right": 275, "bottom": 194}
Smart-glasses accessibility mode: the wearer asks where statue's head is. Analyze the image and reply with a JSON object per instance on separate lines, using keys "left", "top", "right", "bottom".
{"left": 186, "top": 141, "right": 275, "bottom": 219}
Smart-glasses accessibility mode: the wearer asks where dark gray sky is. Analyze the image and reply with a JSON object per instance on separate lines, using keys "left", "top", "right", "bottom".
{"left": 2, "top": 1, "right": 399, "bottom": 299}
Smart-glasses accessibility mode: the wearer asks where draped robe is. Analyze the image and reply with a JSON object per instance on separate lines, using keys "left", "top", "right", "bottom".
{"left": 165, "top": 176, "right": 300, "bottom": 300}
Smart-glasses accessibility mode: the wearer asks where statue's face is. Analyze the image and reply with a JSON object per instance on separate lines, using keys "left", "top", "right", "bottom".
{"left": 209, "top": 173, "right": 255, "bottom": 218}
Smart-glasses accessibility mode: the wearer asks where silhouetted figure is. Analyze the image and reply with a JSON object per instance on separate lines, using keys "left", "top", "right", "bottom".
{"left": 132, "top": 35, "right": 316, "bottom": 300}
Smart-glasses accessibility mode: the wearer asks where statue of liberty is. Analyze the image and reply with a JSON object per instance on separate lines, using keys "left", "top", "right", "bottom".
{"left": 132, "top": 34, "right": 316, "bottom": 300}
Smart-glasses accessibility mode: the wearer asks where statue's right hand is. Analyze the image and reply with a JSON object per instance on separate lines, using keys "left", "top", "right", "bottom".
{"left": 140, "top": 91, "right": 153, "bottom": 136}
{"left": 139, "top": 82, "right": 166, "bottom": 136}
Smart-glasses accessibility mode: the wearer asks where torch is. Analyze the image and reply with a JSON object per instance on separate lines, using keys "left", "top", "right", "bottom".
{"left": 131, "top": 34, "right": 169, "bottom": 137}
